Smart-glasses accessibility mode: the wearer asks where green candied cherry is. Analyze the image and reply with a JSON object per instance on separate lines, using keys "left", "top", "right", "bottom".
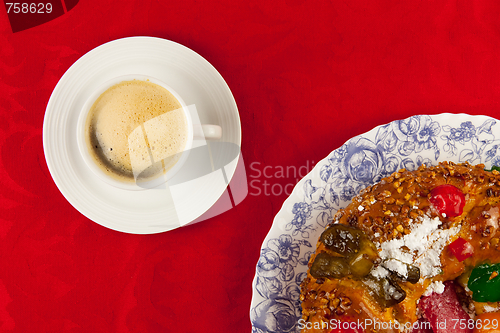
{"left": 485, "top": 165, "right": 500, "bottom": 172}
{"left": 468, "top": 262, "right": 500, "bottom": 302}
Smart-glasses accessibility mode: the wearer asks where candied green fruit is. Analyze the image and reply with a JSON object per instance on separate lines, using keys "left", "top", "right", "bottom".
{"left": 405, "top": 265, "right": 421, "bottom": 284}
{"left": 349, "top": 254, "right": 374, "bottom": 277}
{"left": 363, "top": 277, "right": 407, "bottom": 308}
{"left": 320, "top": 224, "right": 365, "bottom": 257}
{"left": 313, "top": 224, "right": 380, "bottom": 280}
{"left": 310, "top": 253, "right": 350, "bottom": 279}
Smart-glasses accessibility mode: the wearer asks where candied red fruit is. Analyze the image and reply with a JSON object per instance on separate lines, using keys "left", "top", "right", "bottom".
{"left": 448, "top": 237, "right": 474, "bottom": 262}
{"left": 429, "top": 184, "right": 465, "bottom": 217}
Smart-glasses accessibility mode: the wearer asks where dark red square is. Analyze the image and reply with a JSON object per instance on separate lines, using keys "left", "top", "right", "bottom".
{"left": 3, "top": 0, "right": 78, "bottom": 33}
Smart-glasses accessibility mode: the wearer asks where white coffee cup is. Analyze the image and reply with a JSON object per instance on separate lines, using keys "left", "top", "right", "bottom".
{"left": 77, "top": 74, "right": 222, "bottom": 190}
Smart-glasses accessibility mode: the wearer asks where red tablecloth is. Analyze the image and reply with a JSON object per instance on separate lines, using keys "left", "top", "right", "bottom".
{"left": 2, "top": 1, "right": 500, "bottom": 332}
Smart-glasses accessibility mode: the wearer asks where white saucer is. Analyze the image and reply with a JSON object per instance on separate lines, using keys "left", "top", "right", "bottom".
{"left": 43, "top": 37, "right": 241, "bottom": 234}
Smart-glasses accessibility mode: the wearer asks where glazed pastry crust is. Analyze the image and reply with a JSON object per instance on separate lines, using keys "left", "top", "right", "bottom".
{"left": 300, "top": 162, "right": 500, "bottom": 333}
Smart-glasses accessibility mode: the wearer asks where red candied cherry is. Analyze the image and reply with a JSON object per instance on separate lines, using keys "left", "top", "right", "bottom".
{"left": 429, "top": 184, "right": 465, "bottom": 218}
{"left": 448, "top": 237, "right": 474, "bottom": 262}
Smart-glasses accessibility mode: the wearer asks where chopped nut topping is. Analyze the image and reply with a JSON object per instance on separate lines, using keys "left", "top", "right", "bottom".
{"left": 483, "top": 225, "right": 493, "bottom": 237}
{"left": 329, "top": 298, "right": 340, "bottom": 310}
{"left": 335, "top": 307, "right": 345, "bottom": 316}
{"left": 385, "top": 197, "right": 396, "bottom": 204}
{"left": 341, "top": 296, "right": 352, "bottom": 307}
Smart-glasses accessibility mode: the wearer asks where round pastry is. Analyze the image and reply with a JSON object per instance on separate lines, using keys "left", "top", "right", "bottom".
{"left": 300, "top": 162, "right": 500, "bottom": 333}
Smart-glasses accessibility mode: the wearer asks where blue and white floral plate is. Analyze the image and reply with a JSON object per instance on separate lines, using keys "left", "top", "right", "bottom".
{"left": 250, "top": 113, "right": 500, "bottom": 333}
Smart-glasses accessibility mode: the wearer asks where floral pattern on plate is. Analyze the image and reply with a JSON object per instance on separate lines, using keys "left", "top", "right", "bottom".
{"left": 250, "top": 114, "right": 500, "bottom": 333}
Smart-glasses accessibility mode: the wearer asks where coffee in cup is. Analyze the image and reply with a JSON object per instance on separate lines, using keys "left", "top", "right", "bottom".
{"left": 76, "top": 74, "right": 227, "bottom": 190}
{"left": 84, "top": 79, "right": 189, "bottom": 184}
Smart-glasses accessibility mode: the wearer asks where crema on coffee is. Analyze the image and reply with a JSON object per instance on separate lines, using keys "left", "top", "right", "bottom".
{"left": 85, "top": 80, "right": 188, "bottom": 183}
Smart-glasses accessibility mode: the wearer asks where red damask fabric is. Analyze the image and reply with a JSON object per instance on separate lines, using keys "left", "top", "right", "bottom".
{"left": 2, "top": 1, "right": 500, "bottom": 332}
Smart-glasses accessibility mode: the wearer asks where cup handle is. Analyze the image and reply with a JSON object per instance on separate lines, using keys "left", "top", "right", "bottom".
{"left": 194, "top": 124, "right": 222, "bottom": 140}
